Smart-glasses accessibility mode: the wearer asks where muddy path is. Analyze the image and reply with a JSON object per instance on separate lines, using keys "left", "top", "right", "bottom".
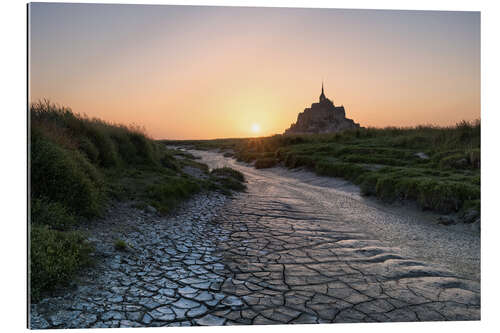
{"left": 30, "top": 149, "right": 480, "bottom": 328}
{"left": 193, "top": 149, "right": 480, "bottom": 323}
{"left": 195, "top": 149, "right": 480, "bottom": 282}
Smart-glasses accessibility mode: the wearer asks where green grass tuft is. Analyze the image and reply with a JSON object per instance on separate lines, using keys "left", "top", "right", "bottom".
{"left": 210, "top": 167, "right": 245, "bottom": 182}
{"left": 31, "top": 198, "right": 76, "bottom": 230}
{"left": 31, "top": 128, "right": 104, "bottom": 218}
{"left": 255, "top": 157, "right": 279, "bottom": 169}
{"left": 114, "top": 239, "right": 128, "bottom": 251}
{"left": 210, "top": 167, "right": 246, "bottom": 192}
{"left": 147, "top": 177, "right": 201, "bottom": 214}
{"left": 30, "top": 225, "right": 93, "bottom": 302}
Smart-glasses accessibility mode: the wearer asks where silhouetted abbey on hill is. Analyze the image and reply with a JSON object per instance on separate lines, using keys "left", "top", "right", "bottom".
{"left": 284, "top": 84, "right": 360, "bottom": 135}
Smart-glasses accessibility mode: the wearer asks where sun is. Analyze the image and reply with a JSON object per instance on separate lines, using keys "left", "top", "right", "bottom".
{"left": 251, "top": 123, "right": 261, "bottom": 133}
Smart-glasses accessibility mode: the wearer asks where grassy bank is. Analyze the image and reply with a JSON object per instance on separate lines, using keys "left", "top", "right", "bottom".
{"left": 166, "top": 121, "right": 480, "bottom": 219}
{"left": 30, "top": 101, "right": 245, "bottom": 301}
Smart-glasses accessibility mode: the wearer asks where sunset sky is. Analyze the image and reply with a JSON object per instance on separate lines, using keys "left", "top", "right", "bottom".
{"left": 29, "top": 3, "right": 480, "bottom": 139}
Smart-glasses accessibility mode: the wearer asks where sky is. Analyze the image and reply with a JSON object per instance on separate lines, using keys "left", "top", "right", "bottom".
{"left": 29, "top": 3, "right": 480, "bottom": 139}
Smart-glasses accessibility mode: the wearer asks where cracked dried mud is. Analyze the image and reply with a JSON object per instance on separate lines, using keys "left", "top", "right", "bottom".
{"left": 30, "top": 150, "right": 480, "bottom": 328}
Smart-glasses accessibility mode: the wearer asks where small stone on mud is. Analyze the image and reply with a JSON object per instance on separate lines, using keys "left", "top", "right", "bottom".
{"left": 146, "top": 205, "right": 157, "bottom": 214}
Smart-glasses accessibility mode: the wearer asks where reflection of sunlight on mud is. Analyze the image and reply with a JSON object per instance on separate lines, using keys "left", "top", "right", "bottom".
{"left": 191, "top": 148, "right": 480, "bottom": 282}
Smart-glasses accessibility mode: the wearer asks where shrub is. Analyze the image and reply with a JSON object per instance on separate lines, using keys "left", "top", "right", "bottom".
{"left": 284, "top": 154, "right": 316, "bottom": 169}
{"left": 180, "top": 159, "right": 209, "bottom": 174}
{"left": 147, "top": 177, "right": 201, "bottom": 213}
{"left": 30, "top": 101, "right": 225, "bottom": 299}
{"left": 174, "top": 150, "right": 198, "bottom": 160}
{"left": 255, "top": 157, "right": 278, "bottom": 169}
{"left": 375, "top": 176, "right": 399, "bottom": 202}
{"left": 110, "top": 130, "right": 138, "bottom": 164}
{"left": 30, "top": 225, "right": 93, "bottom": 301}
{"left": 467, "top": 149, "right": 480, "bottom": 169}
{"left": 315, "top": 161, "right": 367, "bottom": 181}
{"left": 393, "top": 177, "right": 420, "bottom": 201}
{"left": 439, "top": 153, "right": 469, "bottom": 170}
{"left": 211, "top": 167, "right": 245, "bottom": 182}
{"left": 415, "top": 180, "right": 479, "bottom": 213}
{"left": 391, "top": 135, "right": 429, "bottom": 149}
{"left": 342, "top": 154, "right": 407, "bottom": 166}
{"left": 31, "top": 100, "right": 165, "bottom": 169}
{"left": 160, "top": 153, "right": 181, "bottom": 172}
{"left": 31, "top": 130, "right": 104, "bottom": 217}
{"left": 462, "top": 199, "right": 480, "bottom": 213}
{"left": 284, "top": 136, "right": 306, "bottom": 145}
{"left": 31, "top": 198, "right": 75, "bottom": 230}
{"left": 235, "top": 151, "right": 257, "bottom": 162}
{"left": 84, "top": 125, "right": 120, "bottom": 167}
{"left": 210, "top": 167, "right": 246, "bottom": 193}
{"left": 78, "top": 137, "right": 99, "bottom": 164}
{"left": 359, "top": 173, "right": 380, "bottom": 196}
{"left": 215, "top": 176, "right": 246, "bottom": 192}
{"left": 129, "top": 132, "right": 158, "bottom": 165}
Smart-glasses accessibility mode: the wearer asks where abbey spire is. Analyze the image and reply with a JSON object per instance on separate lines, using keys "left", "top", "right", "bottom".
{"left": 319, "top": 82, "right": 326, "bottom": 102}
